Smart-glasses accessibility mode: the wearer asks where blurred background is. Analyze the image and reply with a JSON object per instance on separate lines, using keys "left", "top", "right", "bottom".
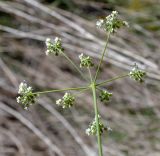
{"left": 0, "top": 0, "right": 160, "bottom": 156}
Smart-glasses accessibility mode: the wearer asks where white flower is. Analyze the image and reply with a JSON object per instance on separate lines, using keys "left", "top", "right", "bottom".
{"left": 17, "top": 82, "right": 38, "bottom": 109}
{"left": 45, "top": 38, "right": 51, "bottom": 46}
{"left": 18, "top": 82, "right": 31, "bottom": 94}
{"left": 45, "top": 37, "right": 63, "bottom": 56}
{"left": 56, "top": 92, "right": 75, "bottom": 108}
{"left": 86, "top": 115, "right": 106, "bottom": 136}
{"left": 112, "top": 11, "right": 118, "bottom": 15}
{"left": 99, "top": 90, "right": 112, "bottom": 103}
{"left": 129, "top": 63, "right": 146, "bottom": 83}
{"left": 16, "top": 96, "right": 21, "bottom": 103}
{"left": 79, "top": 53, "right": 94, "bottom": 68}
{"left": 85, "top": 128, "right": 91, "bottom": 136}
{"left": 107, "top": 127, "right": 112, "bottom": 131}
{"left": 79, "top": 53, "right": 83, "bottom": 59}
{"left": 96, "top": 11, "right": 128, "bottom": 33}
{"left": 56, "top": 99, "right": 62, "bottom": 105}
{"left": 45, "top": 49, "right": 50, "bottom": 55}
{"left": 54, "top": 37, "right": 60, "bottom": 43}
{"left": 96, "top": 19, "right": 104, "bottom": 28}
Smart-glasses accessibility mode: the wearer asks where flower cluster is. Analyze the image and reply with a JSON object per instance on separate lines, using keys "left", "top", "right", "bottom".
{"left": 96, "top": 11, "right": 128, "bottom": 33}
{"left": 56, "top": 93, "right": 75, "bottom": 108}
{"left": 129, "top": 64, "right": 146, "bottom": 83}
{"left": 86, "top": 115, "right": 106, "bottom": 136}
{"left": 79, "top": 53, "right": 94, "bottom": 68}
{"left": 17, "top": 82, "right": 38, "bottom": 110}
{"left": 45, "top": 37, "right": 63, "bottom": 56}
{"left": 99, "top": 90, "right": 112, "bottom": 103}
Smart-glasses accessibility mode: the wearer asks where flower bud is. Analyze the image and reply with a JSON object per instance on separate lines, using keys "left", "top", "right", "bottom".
{"left": 79, "top": 53, "right": 94, "bottom": 68}
{"left": 45, "top": 37, "right": 63, "bottom": 56}
{"left": 96, "top": 11, "right": 128, "bottom": 33}
{"left": 56, "top": 92, "right": 75, "bottom": 108}
{"left": 99, "top": 90, "right": 112, "bottom": 103}
{"left": 86, "top": 115, "right": 106, "bottom": 136}
{"left": 17, "top": 82, "right": 38, "bottom": 110}
{"left": 129, "top": 63, "right": 146, "bottom": 83}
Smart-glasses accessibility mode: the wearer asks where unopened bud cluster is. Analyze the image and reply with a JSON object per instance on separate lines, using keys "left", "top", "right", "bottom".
{"left": 45, "top": 37, "right": 63, "bottom": 56}
{"left": 96, "top": 11, "right": 128, "bottom": 33}
{"left": 79, "top": 53, "right": 94, "bottom": 68}
{"left": 17, "top": 82, "right": 38, "bottom": 110}
{"left": 99, "top": 90, "right": 112, "bottom": 103}
{"left": 56, "top": 93, "right": 75, "bottom": 108}
{"left": 129, "top": 64, "right": 146, "bottom": 83}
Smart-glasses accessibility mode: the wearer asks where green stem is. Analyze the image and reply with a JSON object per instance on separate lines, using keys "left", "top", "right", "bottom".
{"left": 88, "top": 67, "right": 93, "bottom": 82}
{"left": 91, "top": 83, "right": 103, "bottom": 156}
{"left": 97, "top": 74, "right": 129, "bottom": 87}
{"left": 73, "top": 88, "right": 89, "bottom": 96}
{"left": 61, "top": 52, "right": 88, "bottom": 81}
{"left": 94, "top": 32, "right": 111, "bottom": 82}
{"left": 34, "top": 86, "right": 88, "bottom": 95}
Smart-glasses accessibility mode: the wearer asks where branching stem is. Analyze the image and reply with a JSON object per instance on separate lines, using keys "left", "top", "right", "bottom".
{"left": 94, "top": 32, "right": 111, "bottom": 82}
{"left": 97, "top": 74, "right": 129, "bottom": 87}
{"left": 34, "top": 86, "right": 88, "bottom": 95}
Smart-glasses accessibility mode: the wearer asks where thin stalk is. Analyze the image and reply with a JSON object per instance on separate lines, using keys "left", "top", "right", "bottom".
{"left": 97, "top": 74, "right": 129, "bottom": 87}
{"left": 61, "top": 52, "right": 88, "bottom": 81}
{"left": 94, "top": 32, "right": 111, "bottom": 82}
{"left": 91, "top": 83, "right": 103, "bottom": 156}
{"left": 34, "top": 86, "right": 88, "bottom": 95}
{"left": 88, "top": 67, "right": 93, "bottom": 82}
{"left": 73, "top": 88, "right": 90, "bottom": 96}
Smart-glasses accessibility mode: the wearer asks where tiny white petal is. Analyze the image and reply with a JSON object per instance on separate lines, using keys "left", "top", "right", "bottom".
{"left": 46, "top": 38, "right": 51, "bottom": 43}
{"left": 96, "top": 19, "right": 104, "bottom": 28}
{"left": 55, "top": 37, "right": 60, "bottom": 43}
{"left": 45, "top": 50, "right": 49, "bottom": 55}
{"left": 107, "top": 127, "right": 112, "bottom": 131}
{"left": 17, "top": 97, "right": 20, "bottom": 103}
{"left": 56, "top": 99, "right": 62, "bottom": 105}
{"left": 79, "top": 53, "right": 83, "bottom": 59}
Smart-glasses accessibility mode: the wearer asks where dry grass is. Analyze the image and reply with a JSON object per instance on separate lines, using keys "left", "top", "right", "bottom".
{"left": 0, "top": 0, "right": 160, "bottom": 156}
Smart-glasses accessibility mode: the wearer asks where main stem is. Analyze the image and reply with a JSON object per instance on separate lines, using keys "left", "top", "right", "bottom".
{"left": 91, "top": 83, "right": 103, "bottom": 156}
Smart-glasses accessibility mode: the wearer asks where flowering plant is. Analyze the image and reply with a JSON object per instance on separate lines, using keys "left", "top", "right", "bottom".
{"left": 17, "top": 11, "right": 146, "bottom": 156}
